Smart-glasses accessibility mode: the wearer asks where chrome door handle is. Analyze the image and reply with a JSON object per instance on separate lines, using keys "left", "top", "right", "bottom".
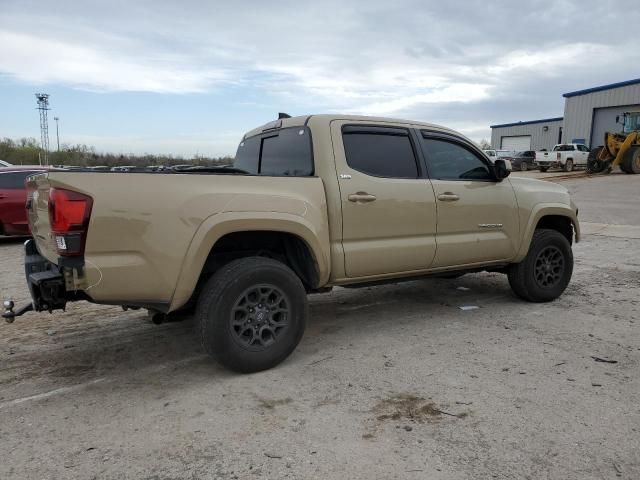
{"left": 437, "top": 192, "right": 460, "bottom": 202}
{"left": 348, "top": 192, "right": 377, "bottom": 203}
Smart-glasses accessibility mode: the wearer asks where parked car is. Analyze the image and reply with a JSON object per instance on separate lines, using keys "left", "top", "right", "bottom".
{"left": 0, "top": 160, "right": 13, "bottom": 167}
{"left": 483, "top": 149, "right": 497, "bottom": 162}
{"left": 511, "top": 151, "right": 538, "bottom": 171}
{"left": 496, "top": 150, "right": 516, "bottom": 158}
{"left": 5, "top": 114, "right": 579, "bottom": 373}
{"left": 536, "top": 144, "right": 590, "bottom": 172}
{"left": 110, "top": 165, "right": 138, "bottom": 172}
{"left": 488, "top": 150, "right": 515, "bottom": 167}
{"left": 0, "top": 166, "right": 48, "bottom": 236}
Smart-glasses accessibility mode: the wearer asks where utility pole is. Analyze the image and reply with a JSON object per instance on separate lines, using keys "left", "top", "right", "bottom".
{"left": 54, "top": 117, "right": 60, "bottom": 152}
{"left": 35, "top": 93, "right": 50, "bottom": 165}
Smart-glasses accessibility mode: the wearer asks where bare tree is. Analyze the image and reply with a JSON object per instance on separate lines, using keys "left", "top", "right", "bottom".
{"left": 479, "top": 138, "right": 491, "bottom": 150}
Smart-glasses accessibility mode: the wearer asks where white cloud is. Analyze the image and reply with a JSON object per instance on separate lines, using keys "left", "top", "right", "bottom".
{"left": 356, "top": 83, "right": 492, "bottom": 116}
{"left": 0, "top": 31, "right": 229, "bottom": 93}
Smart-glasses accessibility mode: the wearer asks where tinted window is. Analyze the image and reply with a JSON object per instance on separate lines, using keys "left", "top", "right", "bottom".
{"left": 234, "top": 135, "right": 260, "bottom": 174}
{"left": 0, "top": 171, "right": 39, "bottom": 189}
{"left": 422, "top": 137, "right": 493, "bottom": 181}
{"left": 342, "top": 131, "right": 418, "bottom": 178}
{"left": 234, "top": 127, "right": 313, "bottom": 176}
{"left": 260, "top": 129, "right": 313, "bottom": 176}
{"left": 554, "top": 145, "right": 575, "bottom": 151}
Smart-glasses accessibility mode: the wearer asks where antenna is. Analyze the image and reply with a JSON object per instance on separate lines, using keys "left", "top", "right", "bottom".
{"left": 35, "top": 93, "right": 50, "bottom": 165}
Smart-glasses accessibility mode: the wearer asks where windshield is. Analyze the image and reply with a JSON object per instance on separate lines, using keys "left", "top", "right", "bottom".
{"left": 553, "top": 145, "right": 574, "bottom": 151}
{"left": 234, "top": 127, "right": 313, "bottom": 176}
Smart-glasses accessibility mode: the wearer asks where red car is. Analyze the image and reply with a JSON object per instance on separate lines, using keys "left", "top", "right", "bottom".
{"left": 0, "top": 166, "right": 48, "bottom": 236}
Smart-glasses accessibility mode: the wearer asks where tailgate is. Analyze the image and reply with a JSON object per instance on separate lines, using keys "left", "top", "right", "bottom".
{"left": 537, "top": 152, "right": 554, "bottom": 163}
{"left": 26, "top": 172, "right": 58, "bottom": 264}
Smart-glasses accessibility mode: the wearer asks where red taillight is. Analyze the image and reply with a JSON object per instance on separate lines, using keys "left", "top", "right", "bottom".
{"left": 48, "top": 188, "right": 93, "bottom": 256}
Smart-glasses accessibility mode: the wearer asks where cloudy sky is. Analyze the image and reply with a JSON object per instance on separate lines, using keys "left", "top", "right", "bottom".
{"left": 1, "top": 0, "right": 638, "bottom": 157}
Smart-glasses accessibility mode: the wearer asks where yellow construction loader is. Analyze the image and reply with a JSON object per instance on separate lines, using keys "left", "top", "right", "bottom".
{"left": 587, "top": 111, "right": 640, "bottom": 174}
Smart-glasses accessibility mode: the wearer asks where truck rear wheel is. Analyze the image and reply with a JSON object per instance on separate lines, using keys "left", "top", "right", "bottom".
{"left": 508, "top": 229, "right": 573, "bottom": 302}
{"left": 564, "top": 159, "right": 573, "bottom": 172}
{"left": 196, "top": 257, "right": 308, "bottom": 373}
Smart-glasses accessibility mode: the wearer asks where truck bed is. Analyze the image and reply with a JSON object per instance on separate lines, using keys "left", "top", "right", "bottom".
{"left": 27, "top": 171, "right": 329, "bottom": 310}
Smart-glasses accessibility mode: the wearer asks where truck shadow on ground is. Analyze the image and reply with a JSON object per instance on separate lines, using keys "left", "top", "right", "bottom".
{"left": 0, "top": 273, "right": 517, "bottom": 402}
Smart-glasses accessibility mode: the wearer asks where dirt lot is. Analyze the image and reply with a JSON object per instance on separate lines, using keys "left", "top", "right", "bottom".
{"left": 1, "top": 174, "right": 639, "bottom": 480}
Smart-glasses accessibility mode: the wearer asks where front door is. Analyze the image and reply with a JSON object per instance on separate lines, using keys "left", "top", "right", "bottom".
{"left": 418, "top": 132, "right": 519, "bottom": 267}
{"left": 331, "top": 121, "right": 438, "bottom": 278}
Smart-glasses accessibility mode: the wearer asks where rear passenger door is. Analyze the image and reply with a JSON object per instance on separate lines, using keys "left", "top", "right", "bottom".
{"left": 331, "top": 122, "right": 438, "bottom": 278}
{"left": 419, "top": 132, "right": 519, "bottom": 267}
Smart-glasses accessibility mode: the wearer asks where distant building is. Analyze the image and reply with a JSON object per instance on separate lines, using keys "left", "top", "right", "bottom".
{"left": 491, "top": 78, "right": 640, "bottom": 150}
{"left": 490, "top": 117, "right": 563, "bottom": 152}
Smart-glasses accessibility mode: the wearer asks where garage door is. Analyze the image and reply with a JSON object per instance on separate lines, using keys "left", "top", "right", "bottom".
{"left": 501, "top": 136, "right": 531, "bottom": 151}
{"left": 591, "top": 104, "right": 640, "bottom": 148}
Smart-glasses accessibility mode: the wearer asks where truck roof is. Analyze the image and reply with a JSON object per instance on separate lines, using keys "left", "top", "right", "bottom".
{"left": 242, "top": 114, "right": 459, "bottom": 139}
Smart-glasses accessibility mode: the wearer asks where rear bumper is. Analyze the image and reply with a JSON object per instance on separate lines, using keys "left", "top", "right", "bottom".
{"left": 23, "top": 239, "right": 69, "bottom": 312}
{"left": 537, "top": 161, "right": 561, "bottom": 169}
{"left": 21, "top": 239, "right": 167, "bottom": 314}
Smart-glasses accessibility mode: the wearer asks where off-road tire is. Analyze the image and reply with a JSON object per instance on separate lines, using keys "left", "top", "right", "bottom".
{"left": 508, "top": 229, "right": 573, "bottom": 303}
{"left": 587, "top": 146, "right": 607, "bottom": 173}
{"left": 621, "top": 146, "right": 640, "bottom": 174}
{"left": 196, "top": 257, "right": 308, "bottom": 373}
{"left": 539, "top": 167, "right": 549, "bottom": 172}
{"left": 564, "top": 159, "right": 573, "bottom": 172}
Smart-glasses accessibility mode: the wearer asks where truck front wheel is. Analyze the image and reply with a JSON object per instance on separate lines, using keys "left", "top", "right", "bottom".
{"left": 508, "top": 229, "right": 573, "bottom": 302}
{"left": 196, "top": 257, "right": 308, "bottom": 373}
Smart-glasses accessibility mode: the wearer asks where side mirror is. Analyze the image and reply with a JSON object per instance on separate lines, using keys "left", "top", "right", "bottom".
{"left": 494, "top": 159, "right": 511, "bottom": 180}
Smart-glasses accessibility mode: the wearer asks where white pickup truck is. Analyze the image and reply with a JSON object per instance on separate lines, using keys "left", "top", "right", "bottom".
{"left": 536, "top": 144, "right": 590, "bottom": 172}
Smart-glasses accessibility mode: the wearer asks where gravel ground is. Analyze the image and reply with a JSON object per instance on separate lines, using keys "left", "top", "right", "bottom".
{"left": 0, "top": 174, "right": 638, "bottom": 479}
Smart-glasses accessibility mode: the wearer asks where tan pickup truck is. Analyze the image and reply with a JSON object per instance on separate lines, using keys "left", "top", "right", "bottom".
{"left": 4, "top": 114, "right": 579, "bottom": 372}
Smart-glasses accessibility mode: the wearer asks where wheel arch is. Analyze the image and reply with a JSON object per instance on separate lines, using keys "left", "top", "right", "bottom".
{"left": 514, "top": 206, "right": 579, "bottom": 263}
{"left": 169, "top": 212, "right": 330, "bottom": 311}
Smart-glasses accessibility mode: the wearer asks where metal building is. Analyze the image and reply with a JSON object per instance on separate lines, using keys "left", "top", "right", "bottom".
{"left": 490, "top": 78, "right": 640, "bottom": 150}
{"left": 562, "top": 78, "right": 640, "bottom": 148}
{"left": 490, "top": 117, "right": 563, "bottom": 151}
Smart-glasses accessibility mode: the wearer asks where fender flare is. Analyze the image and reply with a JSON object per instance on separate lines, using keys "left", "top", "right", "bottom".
{"left": 168, "top": 211, "right": 330, "bottom": 311}
{"left": 513, "top": 204, "right": 580, "bottom": 263}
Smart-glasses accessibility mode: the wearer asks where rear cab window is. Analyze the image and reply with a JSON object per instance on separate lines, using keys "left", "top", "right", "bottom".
{"left": 341, "top": 125, "right": 420, "bottom": 178}
{"left": 234, "top": 127, "right": 313, "bottom": 176}
{"left": 554, "top": 145, "right": 575, "bottom": 151}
